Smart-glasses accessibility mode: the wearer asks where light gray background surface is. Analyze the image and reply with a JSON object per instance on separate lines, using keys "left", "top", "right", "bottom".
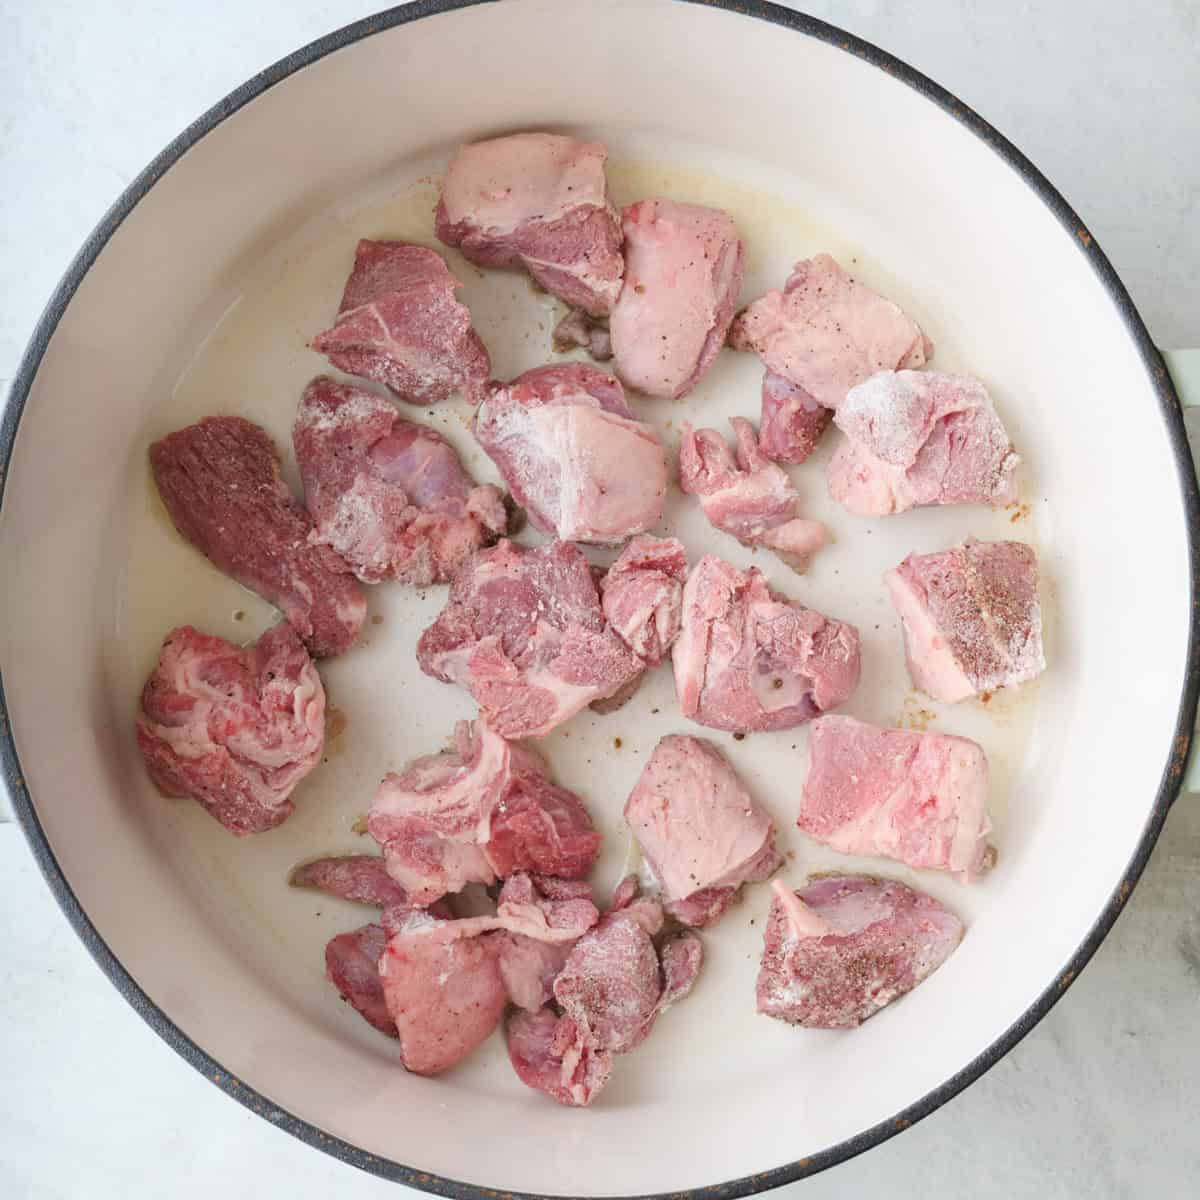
{"left": 2, "top": 2, "right": 1198, "bottom": 1197}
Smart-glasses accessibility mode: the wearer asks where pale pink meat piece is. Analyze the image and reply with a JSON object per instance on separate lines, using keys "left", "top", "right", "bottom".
{"left": 757, "top": 876, "right": 963, "bottom": 1028}
{"left": 658, "top": 932, "right": 704, "bottom": 1008}
{"left": 758, "top": 371, "right": 834, "bottom": 465}
{"left": 729, "top": 253, "right": 931, "bottom": 410}
{"left": 136, "top": 624, "right": 324, "bottom": 836}
{"left": 290, "top": 856, "right": 409, "bottom": 908}
{"left": 799, "top": 715, "right": 995, "bottom": 881}
{"left": 436, "top": 133, "right": 623, "bottom": 317}
{"left": 624, "top": 735, "right": 782, "bottom": 927}
{"left": 828, "top": 370, "right": 1019, "bottom": 516}
{"left": 325, "top": 923, "right": 396, "bottom": 1037}
{"left": 417, "top": 539, "right": 644, "bottom": 737}
{"left": 150, "top": 417, "right": 366, "bottom": 658}
{"left": 672, "top": 555, "right": 861, "bottom": 734}
{"left": 610, "top": 199, "right": 744, "bottom": 399}
{"left": 294, "top": 376, "right": 505, "bottom": 586}
{"left": 679, "top": 417, "right": 827, "bottom": 572}
{"left": 507, "top": 1007, "right": 614, "bottom": 1108}
{"left": 311, "top": 240, "right": 490, "bottom": 405}
{"left": 475, "top": 364, "right": 667, "bottom": 544}
{"left": 885, "top": 538, "right": 1045, "bottom": 703}
{"left": 599, "top": 535, "right": 688, "bottom": 665}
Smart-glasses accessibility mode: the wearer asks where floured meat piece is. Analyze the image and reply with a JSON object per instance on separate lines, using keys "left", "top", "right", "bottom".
{"left": 599, "top": 535, "right": 687, "bottom": 665}
{"left": 475, "top": 364, "right": 667, "bottom": 544}
{"left": 294, "top": 377, "right": 505, "bottom": 586}
{"left": 758, "top": 371, "right": 834, "bottom": 465}
{"left": 625, "top": 735, "right": 782, "bottom": 927}
{"left": 886, "top": 539, "right": 1045, "bottom": 703}
{"left": 757, "top": 877, "right": 963, "bottom": 1028}
{"left": 136, "top": 624, "right": 324, "bottom": 836}
{"left": 673, "top": 555, "right": 861, "bottom": 734}
{"left": 507, "top": 1007, "right": 615, "bottom": 1108}
{"left": 290, "top": 856, "right": 409, "bottom": 908}
{"left": 679, "top": 418, "right": 827, "bottom": 572}
{"left": 436, "top": 133, "right": 623, "bottom": 317}
{"left": 418, "top": 539, "right": 644, "bottom": 737}
{"left": 828, "top": 370, "right": 1019, "bottom": 516}
{"left": 552, "top": 308, "right": 613, "bottom": 361}
{"left": 325, "top": 923, "right": 396, "bottom": 1037}
{"left": 150, "top": 417, "right": 366, "bottom": 658}
{"left": 610, "top": 199, "right": 744, "bottom": 399}
{"left": 485, "top": 768, "right": 602, "bottom": 880}
{"left": 729, "top": 254, "right": 931, "bottom": 410}
{"left": 658, "top": 932, "right": 704, "bottom": 1008}
{"left": 311, "top": 240, "right": 490, "bottom": 405}
{"left": 799, "top": 715, "right": 995, "bottom": 881}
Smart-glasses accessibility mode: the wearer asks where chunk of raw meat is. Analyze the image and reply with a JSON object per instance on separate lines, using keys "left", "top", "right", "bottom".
{"left": 758, "top": 371, "right": 834, "bottom": 465}
{"left": 672, "top": 555, "right": 861, "bottom": 734}
{"left": 828, "top": 370, "right": 1019, "bottom": 516}
{"left": 290, "top": 856, "right": 409, "bottom": 908}
{"left": 150, "top": 417, "right": 366, "bottom": 657}
{"left": 679, "top": 418, "right": 827, "bottom": 571}
{"left": 658, "top": 932, "right": 704, "bottom": 1008}
{"left": 475, "top": 364, "right": 667, "bottom": 544}
{"left": 311, "top": 240, "right": 490, "bottom": 405}
{"left": 757, "top": 876, "right": 963, "bottom": 1028}
{"left": 417, "top": 539, "right": 644, "bottom": 737}
{"left": 436, "top": 133, "right": 623, "bottom": 317}
{"left": 625, "top": 735, "right": 782, "bottom": 927}
{"left": 507, "top": 1007, "right": 614, "bottom": 1108}
{"left": 485, "top": 768, "right": 602, "bottom": 880}
{"left": 293, "top": 376, "right": 506, "bottom": 586}
{"left": 599, "top": 534, "right": 687, "bottom": 666}
{"left": 729, "top": 254, "right": 931, "bottom": 409}
{"left": 610, "top": 199, "right": 744, "bottom": 399}
{"left": 799, "top": 715, "right": 995, "bottom": 881}
{"left": 500, "top": 935, "right": 573, "bottom": 1012}
{"left": 552, "top": 308, "right": 613, "bottom": 360}
{"left": 885, "top": 538, "right": 1045, "bottom": 703}
{"left": 136, "top": 624, "right": 324, "bottom": 835}
{"left": 325, "top": 923, "right": 396, "bottom": 1037}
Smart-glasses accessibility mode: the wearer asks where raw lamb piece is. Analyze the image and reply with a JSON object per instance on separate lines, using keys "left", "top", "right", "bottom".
{"left": 417, "top": 539, "right": 644, "bottom": 737}
{"left": 136, "top": 623, "right": 324, "bottom": 836}
{"left": 624, "top": 735, "right": 783, "bottom": 927}
{"left": 500, "top": 936, "right": 573, "bottom": 1012}
{"left": 799, "top": 715, "right": 995, "bottom": 881}
{"left": 729, "top": 254, "right": 931, "bottom": 410}
{"left": 672, "top": 555, "right": 861, "bottom": 733}
{"left": 150, "top": 417, "right": 366, "bottom": 658}
{"left": 758, "top": 371, "right": 834, "bottom": 465}
{"left": 475, "top": 364, "right": 667, "bottom": 544}
{"left": 610, "top": 199, "right": 744, "bottom": 399}
{"left": 828, "top": 370, "right": 1019, "bottom": 516}
{"left": 436, "top": 132, "right": 623, "bottom": 317}
{"left": 658, "top": 933, "right": 704, "bottom": 1008}
{"left": 599, "top": 535, "right": 688, "bottom": 665}
{"left": 507, "top": 1007, "right": 614, "bottom": 1108}
{"left": 757, "top": 876, "right": 963, "bottom": 1028}
{"left": 290, "top": 856, "right": 409, "bottom": 908}
{"left": 310, "top": 240, "right": 490, "bottom": 405}
{"left": 885, "top": 538, "right": 1045, "bottom": 702}
{"left": 294, "top": 376, "right": 506, "bottom": 586}
{"left": 552, "top": 308, "right": 613, "bottom": 361}
{"left": 325, "top": 923, "right": 396, "bottom": 1036}
{"left": 679, "top": 418, "right": 827, "bottom": 571}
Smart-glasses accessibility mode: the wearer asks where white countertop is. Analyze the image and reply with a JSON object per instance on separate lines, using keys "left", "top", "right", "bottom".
{"left": 2, "top": 2, "right": 1199, "bottom": 1197}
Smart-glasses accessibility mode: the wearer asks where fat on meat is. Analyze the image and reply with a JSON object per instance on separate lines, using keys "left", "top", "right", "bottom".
{"left": 828, "top": 370, "right": 1019, "bottom": 516}
{"left": 624, "top": 735, "right": 783, "bottom": 927}
{"left": 294, "top": 376, "right": 506, "bottom": 585}
{"left": 311, "top": 240, "right": 490, "bottom": 405}
{"left": 475, "top": 364, "right": 667, "bottom": 544}
{"left": 885, "top": 538, "right": 1045, "bottom": 703}
{"left": 325, "top": 923, "right": 397, "bottom": 1037}
{"left": 290, "top": 855, "right": 410, "bottom": 908}
{"left": 672, "top": 555, "right": 861, "bottom": 734}
{"left": 136, "top": 623, "right": 324, "bottom": 835}
{"left": 610, "top": 199, "right": 744, "bottom": 399}
{"left": 758, "top": 371, "right": 834, "bottom": 465}
{"left": 436, "top": 132, "right": 623, "bottom": 317}
{"left": 599, "top": 535, "right": 688, "bottom": 665}
{"left": 417, "top": 539, "right": 644, "bottom": 737}
{"left": 729, "top": 254, "right": 931, "bottom": 411}
{"left": 150, "top": 417, "right": 366, "bottom": 658}
{"left": 679, "top": 417, "right": 827, "bottom": 571}
{"left": 757, "top": 876, "right": 963, "bottom": 1028}
{"left": 798, "top": 715, "right": 995, "bottom": 881}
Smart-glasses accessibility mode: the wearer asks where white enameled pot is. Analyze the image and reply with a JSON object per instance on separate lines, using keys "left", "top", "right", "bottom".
{"left": 2, "top": 2, "right": 1198, "bottom": 1196}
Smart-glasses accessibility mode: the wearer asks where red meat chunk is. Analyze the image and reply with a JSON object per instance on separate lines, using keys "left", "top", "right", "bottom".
{"left": 599, "top": 535, "right": 688, "bottom": 666}
{"left": 325, "top": 923, "right": 396, "bottom": 1037}
{"left": 757, "top": 371, "right": 834, "bottom": 465}
{"left": 290, "top": 856, "right": 409, "bottom": 908}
